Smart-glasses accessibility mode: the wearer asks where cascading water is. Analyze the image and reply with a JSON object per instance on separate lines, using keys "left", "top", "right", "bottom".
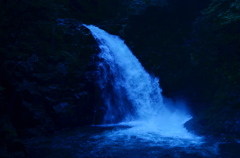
{"left": 84, "top": 24, "right": 201, "bottom": 140}
{"left": 84, "top": 24, "right": 165, "bottom": 124}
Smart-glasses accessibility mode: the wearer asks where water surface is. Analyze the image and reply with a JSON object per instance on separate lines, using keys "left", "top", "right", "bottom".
{"left": 24, "top": 125, "right": 220, "bottom": 158}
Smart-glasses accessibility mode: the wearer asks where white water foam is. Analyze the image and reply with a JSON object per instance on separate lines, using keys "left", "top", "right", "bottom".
{"left": 84, "top": 24, "right": 202, "bottom": 143}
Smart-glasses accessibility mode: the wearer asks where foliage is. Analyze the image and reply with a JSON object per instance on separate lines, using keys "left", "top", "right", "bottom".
{"left": 202, "top": 0, "right": 240, "bottom": 25}
{"left": 183, "top": 0, "right": 240, "bottom": 139}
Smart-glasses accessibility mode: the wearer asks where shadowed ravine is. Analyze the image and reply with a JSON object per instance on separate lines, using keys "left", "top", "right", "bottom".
{"left": 23, "top": 25, "right": 233, "bottom": 158}
{"left": 2, "top": 1, "right": 240, "bottom": 157}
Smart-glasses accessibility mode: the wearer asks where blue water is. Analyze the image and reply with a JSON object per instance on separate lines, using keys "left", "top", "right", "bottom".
{"left": 24, "top": 126, "right": 221, "bottom": 158}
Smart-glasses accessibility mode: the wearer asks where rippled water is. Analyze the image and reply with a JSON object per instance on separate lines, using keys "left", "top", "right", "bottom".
{"left": 24, "top": 125, "right": 222, "bottom": 158}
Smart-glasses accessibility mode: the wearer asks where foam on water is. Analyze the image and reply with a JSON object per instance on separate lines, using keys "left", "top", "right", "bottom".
{"left": 85, "top": 24, "right": 202, "bottom": 145}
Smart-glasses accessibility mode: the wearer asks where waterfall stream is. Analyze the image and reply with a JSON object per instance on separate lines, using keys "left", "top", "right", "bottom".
{"left": 80, "top": 24, "right": 219, "bottom": 157}
{"left": 86, "top": 23, "right": 164, "bottom": 123}
{"left": 84, "top": 24, "right": 194, "bottom": 137}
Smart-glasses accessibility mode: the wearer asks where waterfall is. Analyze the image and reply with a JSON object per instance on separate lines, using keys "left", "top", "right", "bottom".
{"left": 84, "top": 24, "right": 195, "bottom": 138}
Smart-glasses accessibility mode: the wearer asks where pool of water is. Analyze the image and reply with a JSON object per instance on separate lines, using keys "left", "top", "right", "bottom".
{"left": 23, "top": 125, "right": 233, "bottom": 158}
